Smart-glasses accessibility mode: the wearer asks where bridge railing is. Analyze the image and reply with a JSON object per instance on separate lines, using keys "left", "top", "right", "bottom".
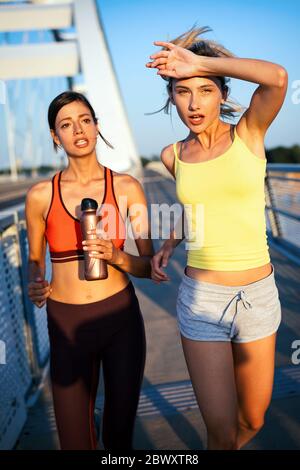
{"left": 265, "top": 164, "right": 300, "bottom": 262}
{"left": 0, "top": 208, "right": 50, "bottom": 450}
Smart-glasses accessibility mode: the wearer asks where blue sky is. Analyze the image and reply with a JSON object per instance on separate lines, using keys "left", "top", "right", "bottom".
{"left": 98, "top": 0, "right": 300, "bottom": 157}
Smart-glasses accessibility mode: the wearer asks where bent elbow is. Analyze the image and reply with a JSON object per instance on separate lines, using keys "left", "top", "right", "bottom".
{"left": 278, "top": 67, "right": 288, "bottom": 88}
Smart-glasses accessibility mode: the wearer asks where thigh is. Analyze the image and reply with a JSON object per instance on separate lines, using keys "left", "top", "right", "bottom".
{"left": 102, "top": 302, "right": 146, "bottom": 449}
{"left": 50, "top": 341, "right": 101, "bottom": 450}
{"left": 47, "top": 298, "right": 106, "bottom": 449}
{"left": 180, "top": 335, "right": 238, "bottom": 432}
{"left": 232, "top": 332, "right": 277, "bottom": 428}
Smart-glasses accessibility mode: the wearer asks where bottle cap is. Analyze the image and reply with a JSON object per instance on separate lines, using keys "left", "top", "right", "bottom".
{"left": 81, "top": 198, "right": 98, "bottom": 211}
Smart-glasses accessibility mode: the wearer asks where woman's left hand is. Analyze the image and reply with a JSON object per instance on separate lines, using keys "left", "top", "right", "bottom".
{"left": 82, "top": 228, "right": 120, "bottom": 265}
{"left": 146, "top": 41, "right": 210, "bottom": 79}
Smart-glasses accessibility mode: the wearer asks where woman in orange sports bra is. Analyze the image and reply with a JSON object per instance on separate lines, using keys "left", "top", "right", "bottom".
{"left": 25, "top": 91, "right": 154, "bottom": 450}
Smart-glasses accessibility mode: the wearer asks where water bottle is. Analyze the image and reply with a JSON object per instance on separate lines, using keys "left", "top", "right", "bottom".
{"left": 80, "top": 198, "right": 108, "bottom": 280}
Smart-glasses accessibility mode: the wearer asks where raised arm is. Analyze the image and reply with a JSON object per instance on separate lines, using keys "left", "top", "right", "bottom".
{"left": 146, "top": 41, "right": 288, "bottom": 134}
{"left": 194, "top": 53, "right": 288, "bottom": 135}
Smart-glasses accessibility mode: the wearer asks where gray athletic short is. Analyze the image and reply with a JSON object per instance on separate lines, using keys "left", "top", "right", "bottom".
{"left": 176, "top": 263, "right": 282, "bottom": 343}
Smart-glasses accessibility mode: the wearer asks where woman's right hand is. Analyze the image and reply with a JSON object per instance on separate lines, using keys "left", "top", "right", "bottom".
{"left": 28, "top": 277, "right": 52, "bottom": 308}
{"left": 151, "top": 242, "right": 174, "bottom": 283}
{"left": 146, "top": 41, "right": 206, "bottom": 79}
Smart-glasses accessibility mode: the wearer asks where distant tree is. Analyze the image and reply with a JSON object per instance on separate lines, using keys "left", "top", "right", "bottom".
{"left": 140, "top": 155, "right": 160, "bottom": 167}
{"left": 266, "top": 145, "right": 300, "bottom": 163}
{"left": 140, "top": 156, "right": 151, "bottom": 167}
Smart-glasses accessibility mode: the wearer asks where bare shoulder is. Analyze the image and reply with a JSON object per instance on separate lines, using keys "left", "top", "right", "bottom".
{"left": 235, "top": 114, "right": 266, "bottom": 160}
{"left": 160, "top": 143, "right": 176, "bottom": 177}
{"left": 25, "top": 177, "right": 53, "bottom": 219}
{"left": 26, "top": 178, "right": 52, "bottom": 201}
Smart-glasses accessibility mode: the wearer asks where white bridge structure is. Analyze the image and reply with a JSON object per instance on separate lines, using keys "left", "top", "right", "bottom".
{"left": 0, "top": 0, "right": 141, "bottom": 179}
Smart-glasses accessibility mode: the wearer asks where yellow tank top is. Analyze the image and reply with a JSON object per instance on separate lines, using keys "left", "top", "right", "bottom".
{"left": 173, "top": 125, "right": 270, "bottom": 271}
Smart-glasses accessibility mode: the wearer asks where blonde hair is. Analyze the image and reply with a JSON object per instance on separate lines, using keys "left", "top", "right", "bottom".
{"left": 157, "top": 25, "right": 245, "bottom": 119}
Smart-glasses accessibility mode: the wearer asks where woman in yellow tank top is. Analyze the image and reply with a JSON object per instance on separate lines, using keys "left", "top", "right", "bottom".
{"left": 146, "top": 26, "right": 288, "bottom": 450}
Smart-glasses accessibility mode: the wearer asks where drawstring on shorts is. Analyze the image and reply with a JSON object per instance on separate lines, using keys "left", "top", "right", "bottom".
{"left": 218, "top": 290, "right": 253, "bottom": 338}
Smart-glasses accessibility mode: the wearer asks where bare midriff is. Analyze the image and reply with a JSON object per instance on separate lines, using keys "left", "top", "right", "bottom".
{"left": 185, "top": 262, "right": 272, "bottom": 287}
{"left": 49, "top": 261, "right": 130, "bottom": 304}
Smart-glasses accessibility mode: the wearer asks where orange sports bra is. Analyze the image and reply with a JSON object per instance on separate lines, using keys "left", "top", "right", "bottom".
{"left": 45, "top": 166, "right": 126, "bottom": 263}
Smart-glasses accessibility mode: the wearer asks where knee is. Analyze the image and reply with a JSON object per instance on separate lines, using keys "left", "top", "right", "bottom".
{"left": 239, "top": 416, "right": 265, "bottom": 433}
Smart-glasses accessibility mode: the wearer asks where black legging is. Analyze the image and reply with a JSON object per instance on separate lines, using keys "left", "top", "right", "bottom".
{"left": 46, "top": 281, "right": 146, "bottom": 450}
